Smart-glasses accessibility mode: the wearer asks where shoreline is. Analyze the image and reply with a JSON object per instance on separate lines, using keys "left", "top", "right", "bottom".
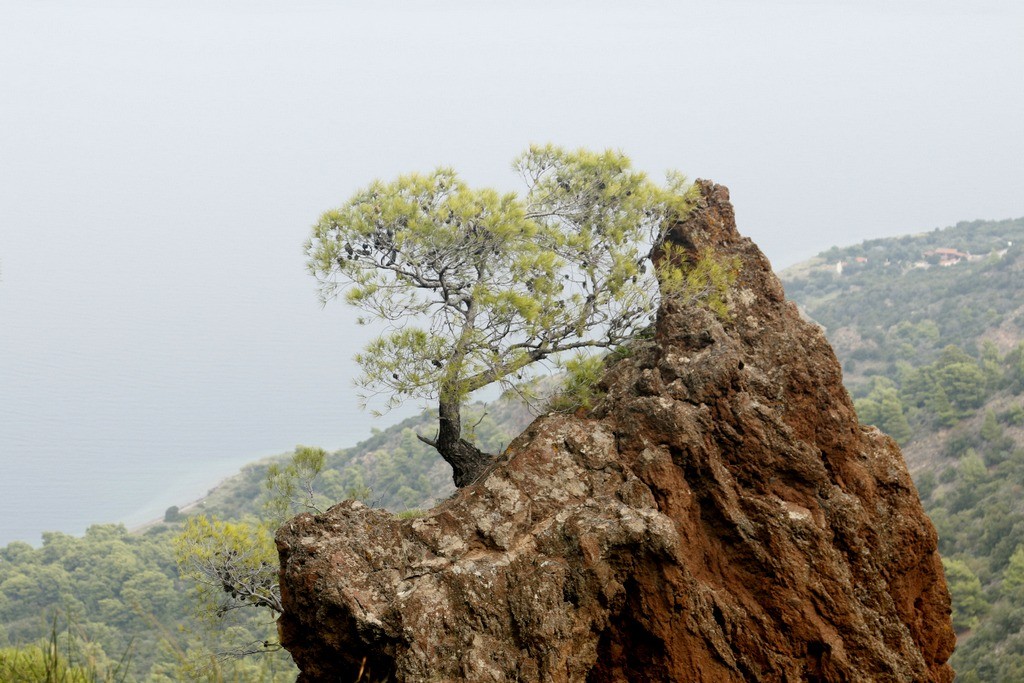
{"left": 126, "top": 473, "right": 237, "bottom": 534}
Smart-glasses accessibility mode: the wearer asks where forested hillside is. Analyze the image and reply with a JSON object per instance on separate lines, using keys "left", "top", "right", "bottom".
{"left": 782, "top": 216, "right": 1024, "bottom": 682}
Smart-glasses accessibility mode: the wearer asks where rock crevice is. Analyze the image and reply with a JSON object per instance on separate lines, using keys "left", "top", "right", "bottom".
{"left": 277, "top": 180, "right": 955, "bottom": 682}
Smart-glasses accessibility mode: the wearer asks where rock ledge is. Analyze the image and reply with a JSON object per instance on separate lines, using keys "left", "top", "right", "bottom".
{"left": 277, "top": 181, "right": 955, "bottom": 682}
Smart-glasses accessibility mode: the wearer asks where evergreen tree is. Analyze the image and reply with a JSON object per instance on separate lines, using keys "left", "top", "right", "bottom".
{"left": 305, "top": 146, "right": 702, "bottom": 486}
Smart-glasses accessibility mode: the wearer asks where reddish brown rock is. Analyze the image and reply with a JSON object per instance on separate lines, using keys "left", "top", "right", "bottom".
{"left": 276, "top": 180, "right": 955, "bottom": 682}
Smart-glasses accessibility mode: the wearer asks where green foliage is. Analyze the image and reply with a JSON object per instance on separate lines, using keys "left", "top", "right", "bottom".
{"left": 853, "top": 378, "right": 912, "bottom": 444}
{"left": 306, "top": 145, "right": 694, "bottom": 440}
{"left": 980, "top": 410, "right": 1003, "bottom": 443}
{"left": 942, "top": 557, "right": 988, "bottom": 631}
{"left": 1003, "top": 402, "right": 1024, "bottom": 427}
{"left": 0, "top": 522, "right": 296, "bottom": 681}
{"left": 657, "top": 244, "right": 740, "bottom": 321}
{"left": 169, "top": 448, "right": 335, "bottom": 664}
{"left": 0, "top": 617, "right": 131, "bottom": 682}
{"left": 547, "top": 353, "right": 607, "bottom": 413}
{"left": 1001, "top": 546, "right": 1024, "bottom": 602}
{"left": 1, "top": 643, "right": 105, "bottom": 682}
{"left": 263, "top": 446, "right": 328, "bottom": 524}
{"left": 173, "top": 517, "right": 281, "bottom": 620}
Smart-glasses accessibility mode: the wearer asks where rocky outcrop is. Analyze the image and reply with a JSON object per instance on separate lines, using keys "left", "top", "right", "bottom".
{"left": 276, "top": 181, "right": 955, "bottom": 682}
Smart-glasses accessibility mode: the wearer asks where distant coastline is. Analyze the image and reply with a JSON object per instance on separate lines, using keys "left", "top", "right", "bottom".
{"left": 127, "top": 473, "right": 234, "bottom": 535}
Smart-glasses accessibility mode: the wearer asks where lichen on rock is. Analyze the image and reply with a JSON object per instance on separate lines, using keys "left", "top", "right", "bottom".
{"left": 276, "top": 180, "right": 955, "bottom": 682}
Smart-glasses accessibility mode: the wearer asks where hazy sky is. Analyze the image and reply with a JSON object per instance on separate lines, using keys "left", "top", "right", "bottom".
{"left": 1, "top": 0, "right": 1022, "bottom": 544}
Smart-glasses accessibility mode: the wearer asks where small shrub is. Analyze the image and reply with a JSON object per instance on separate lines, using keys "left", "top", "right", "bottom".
{"left": 657, "top": 244, "right": 740, "bottom": 320}
{"left": 547, "top": 354, "right": 607, "bottom": 413}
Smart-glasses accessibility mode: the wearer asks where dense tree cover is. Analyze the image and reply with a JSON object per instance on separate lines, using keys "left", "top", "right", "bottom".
{"left": 0, "top": 524, "right": 295, "bottom": 681}
{"left": 783, "top": 217, "right": 1024, "bottom": 681}
{"left": 306, "top": 145, "right": 698, "bottom": 486}
{"left": 0, "top": 623, "right": 130, "bottom": 682}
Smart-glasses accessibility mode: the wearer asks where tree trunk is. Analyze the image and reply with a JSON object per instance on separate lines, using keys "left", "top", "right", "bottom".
{"left": 426, "top": 396, "right": 493, "bottom": 488}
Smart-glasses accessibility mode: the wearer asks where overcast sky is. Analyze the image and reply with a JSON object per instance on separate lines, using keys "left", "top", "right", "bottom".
{"left": 1, "top": 0, "right": 1022, "bottom": 543}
